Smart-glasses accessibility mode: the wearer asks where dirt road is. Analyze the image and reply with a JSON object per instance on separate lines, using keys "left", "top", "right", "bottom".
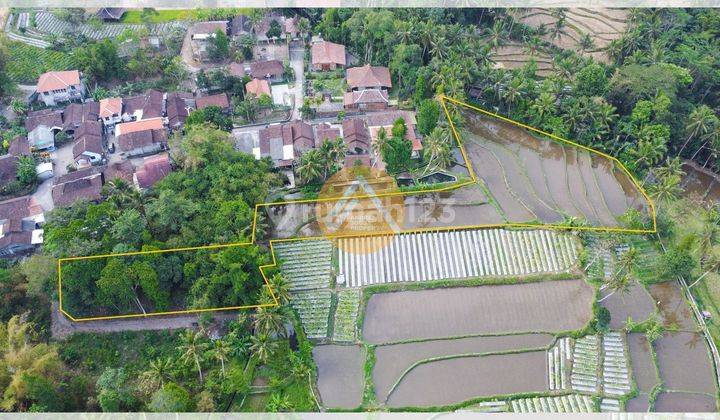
{"left": 51, "top": 302, "right": 240, "bottom": 339}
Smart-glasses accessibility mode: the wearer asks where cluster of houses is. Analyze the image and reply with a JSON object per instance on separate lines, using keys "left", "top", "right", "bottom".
{"left": 0, "top": 12, "right": 426, "bottom": 257}
{"left": 309, "top": 39, "right": 393, "bottom": 112}
{"left": 240, "top": 110, "right": 422, "bottom": 186}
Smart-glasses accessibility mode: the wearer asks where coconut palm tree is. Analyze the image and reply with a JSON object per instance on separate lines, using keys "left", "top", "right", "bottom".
{"left": 599, "top": 247, "right": 638, "bottom": 302}
{"left": 146, "top": 357, "right": 174, "bottom": 387}
{"left": 253, "top": 305, "right": 286, "bottom": 337}
{"left": 250, "top": 333, "right": 277, "bottom": 364}
{"left": 210, "top": 339, "right": 231, "bottom": 377}
{"left": 422, "top": 127, "right": 452, "bottom": 175}
{"left": 578, "top": 33, "right": 594, "bottom": 54}
{"left": 372, "top": 127, "right": 390, "bottom": 157}
{"left": 296, "top": 150, "right": 324, "bottom": 185}
{"left": 649, "top": 173, "right": 682, "bottom": 202}
{"left": 266, "top": 273, "right": 291, "bottom": 305}
{"left": 178, "top": 330, "right": 208, "bottom": 383}
{"left": 630, "top": 137, "right": 667, "bottom": 168}
{"left": 679, "top": 105, "right": 716, "bottom": 155}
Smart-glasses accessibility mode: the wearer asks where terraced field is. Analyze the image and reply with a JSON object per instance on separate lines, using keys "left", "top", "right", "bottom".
{"left": 460, "top": 107, "right": 649, "bottom": 227}
{"left": 332, "top": 289, "right": 360, "bottom": 342}
{"left": 274, "top": 240, "right": 333, "bottom": 291}
{"left": 31, "top": 11, "right": 189, "bottom": 40}
{"left": 492, "top": 44, "right": 554, "bottom": 77}
{"left": 338, "top": 228, "right": 578, "bottom": 287}
{"left": 289, "top": 290, "right": 331, "bottom": 339}
{"left": 513, "top": 8, "right": 628, "bottom": 63}
{"left": 5, "top": 41, "right": 77, "bottom": 83}
{"left": 511, "top": 395, "right": 595, "bottom": 413}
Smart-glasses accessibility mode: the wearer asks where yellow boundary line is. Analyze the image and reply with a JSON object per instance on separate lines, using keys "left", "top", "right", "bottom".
{"left": 58, "top": 95, "right": 656, "bottom": 322}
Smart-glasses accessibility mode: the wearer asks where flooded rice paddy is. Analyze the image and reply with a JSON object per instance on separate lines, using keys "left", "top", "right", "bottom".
{"left": 680, "top": 161, "right": 720, "bottom": 202}
{"left": 362, "top": 279, "right": 594, "bottom": 344}
{"left": 600, "top": 281, "right": 656, "bottom": 329}
{"left": 312, "top": 345, "right": 365, "bottom": 409}
{"left": 373, "top": 333, "right": 554, "bottom": 402}
{"left": 626, "top": 394, "right": 650, "bottom": 412}
{"left": 627, "top": 333, "right": 659, "bottom": 393}
{"left": 654, "top": 392, "right": 717, "bottom": 412}
{"left": 460, "top": 109, "right": 649, "bottom": 226}
{"left": 386, "top": 351, "right": 547, "bottom": 408}
{"left": 655, "top": 332, "right": 717, "bottom": 394}
{"left": 648, "top": 282, "right": 696, "bottom": 330}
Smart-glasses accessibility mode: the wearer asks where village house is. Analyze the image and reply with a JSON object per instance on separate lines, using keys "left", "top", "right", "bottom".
{"left": 189, "top": 21, "right": 229, "bottom": 62}
{"left": 257, "top": 120, "right": 315, "bottom": 168}
{"left": 346, "top": 65, "right": 392, "bottom": 91}
{"left": 249, "top": 60, "right": 285, "bottom": 83}
{"left": 311, "top": 41, "right": 346, "bottom": 71}
{"left": 116, "top": 117, "right": 167, "bottom": 157}
{"left": 99, "top": 97, "right": 123, "bottom": 127}
{"left": 342, "top": 118, "right": 372, "bottom": 156}
{"left": 34, "top": 70, "right": 86, "bottom": 107}
{"left": 245, "top": 78, "right": 272, "bottom": 98}
{"left": 366, "top": 110, "right": 423, "bottom": 158}
{"left": 166, "top": 92, "right": 193, "bottom": 132}
{"left": 72, "top": 121, "right": 104, "bottom": 168}
{"left": 195, "top": 93, "right": 231, "bottom": 112}
{"left": 134, "top": 153, "right": 172, "bottom": 190}
{"left": 255, "top": 14, "right": 299, "bottom": 44}
{"left": 343, "top": 89, "right": 389, "bottom": 111}
{"left": 27, "top": 125, "right": 55, "bottom": 152}
{"left": 62, "top": 102, "right": 100, "bottom": 134}
{"left": 95, "top": 7, "right": 126, "bottom": 21}
{"left": 51, "top": 167, "right": 104, "bottom": 207}
{"left": 314, "top": 123, "right": 341, "bottom": 146}
{"left": 103, "top": 161, "right": 136, "bottom": 185}
{"left": 121, "top": 89, "right": 165, "bottom": 122}
{"left": 0, "top": 196, "right": 44, "bottom": 257}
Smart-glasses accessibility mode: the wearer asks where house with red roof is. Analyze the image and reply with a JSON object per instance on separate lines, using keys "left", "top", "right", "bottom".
{"left": 311, "top": 41, "right": 346, "bottom": 71}
{"left": 0, "top": 196, "right": 44, "bottom": 257}
{"left": 35, "top": 70, "right": 86, "bottom": 107}
{"left": 245, "top": 79, "right": 272, "bottom": 98}
{"left": 134, "top": 153, "right": 172, "bottom": 190}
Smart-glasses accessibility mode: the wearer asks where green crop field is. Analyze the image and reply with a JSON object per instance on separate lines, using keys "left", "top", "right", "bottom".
{"left": 6, "top": 42, "right": 77, "bottom": 84}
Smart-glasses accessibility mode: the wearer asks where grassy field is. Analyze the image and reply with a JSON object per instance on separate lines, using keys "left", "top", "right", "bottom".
{"left": 5, "top": 41, "right": 77, "bottom": 83}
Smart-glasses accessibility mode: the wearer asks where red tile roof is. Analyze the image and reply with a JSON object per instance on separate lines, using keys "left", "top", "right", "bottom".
{"left": 36, "top": 70, "right": 81, "bottom": 93}
{"left": 245, "top": 79, "right": 271, "bottom": 97}
{"left": 99, "top": 97, "right": 122, "bottom": 118}
{"left": 52, "top": 169, "right": 103, "bottom": 207}
{"left": 311, "top": 41, "right": 346, "bottom": 67}
{"left": 134, "top": 153, "right": 172, "bottom": 189}
{"left": 116, "top": 117, "right": 165, "bottom": 136}
{"left": 229, "top": 62, "right": 246, "bottom": 78}
{"left": 195, "top": 93, "right": 230, "bottom": 110}
{"left": 343, "top": 89, "right": 389, "bottom": 106}
{"left": 346, "top": 65, "right": 392, "bottom": 90}
{"left": 249, "top": 60, "right": 284, "bottom": 79}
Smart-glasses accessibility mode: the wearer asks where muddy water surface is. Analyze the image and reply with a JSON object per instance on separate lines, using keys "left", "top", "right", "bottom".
{"left": 373, "top": 333, "right": 554, "bottom": 402}
{"left": 647, "top": 282, "right": 695, "bottom": 330}
{"left": 312, "top": 345, "right": 365, "bottom": 409}
{"left": 654, "top": 332, "right": 717, "bottom": 394}
{"left": 654, "top": 392, "right": 717, "bottom": 412}
{"left": 601, "top": 282, "right": 656, "bottom": 329}
{"left": 627, "top": 333, "right": 659, "bottom": 392}
{"left": 626, "top": 394, "right": 650, "bottom": 412}
{"left": 362, "top": 279, "right": 594, "bottom": 344}
{"left": 386, "top": 351, "right": 547, "bottom": 408}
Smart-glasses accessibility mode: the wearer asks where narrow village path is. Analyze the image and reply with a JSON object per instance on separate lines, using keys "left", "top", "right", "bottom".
{"left": 51, "top": 302, "right": 240, "bottom": 339}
